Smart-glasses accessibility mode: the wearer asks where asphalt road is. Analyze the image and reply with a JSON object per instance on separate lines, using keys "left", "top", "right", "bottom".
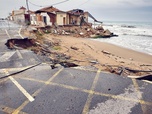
{"left": 0, "top": 20, "right": 152, "bottom": 114}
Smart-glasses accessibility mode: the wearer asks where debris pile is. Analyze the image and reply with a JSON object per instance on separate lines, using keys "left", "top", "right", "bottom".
{"left": 5, "top": 37, "right": 78, "bottom": 68}
{"left": 5, "top": 36, "right": 152, "bottom": 77}
{"left": 30, "top": 24, "right": 118, "bottom": 38}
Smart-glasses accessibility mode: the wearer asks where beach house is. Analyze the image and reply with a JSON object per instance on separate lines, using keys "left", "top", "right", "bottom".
{"left": 12, "top": 6, "right": 30, "bottom": 24}
{"left": 32, "top": 6, "right": 61, "bottom": 27}
{"left": 31, "top": 6, "right": 92, "bottom": 27}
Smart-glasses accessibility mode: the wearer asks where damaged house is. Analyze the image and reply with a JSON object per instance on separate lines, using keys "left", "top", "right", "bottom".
{"left": 30, "top": 6, "right": 97, "bottom": 27}
{"left": 12, "top": 6, "right": 30, "bottom": 24}
{"left": 67, "top": 9, "right": 89, "bottom": 26}
{"left": 31, "top": 6, "right": 62, "bottom": 26}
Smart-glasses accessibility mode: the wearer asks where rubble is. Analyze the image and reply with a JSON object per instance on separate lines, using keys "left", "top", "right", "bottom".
{"left": 29, "top": 24, "right": 118, "bottom": 39}
{"left": 5, "top": 37, "right": 79, "bottom": 69}
{"left": 5, "top": 37, "right": 152, "bottom": 76}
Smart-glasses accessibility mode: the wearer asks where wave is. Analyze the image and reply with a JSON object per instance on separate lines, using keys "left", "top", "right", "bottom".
{"left": 135, "top": 34, "right": 152, "bottom": 37}
{"left": 122, "top": 33, "right": 152, "bottom": 37}
{"left": 121, "top": 25, "right": 136, "bottom": 28}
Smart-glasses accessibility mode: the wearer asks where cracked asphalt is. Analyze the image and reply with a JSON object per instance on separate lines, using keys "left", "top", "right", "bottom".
{"left": 0, "top": 20, "right": 152, "bottom": 114}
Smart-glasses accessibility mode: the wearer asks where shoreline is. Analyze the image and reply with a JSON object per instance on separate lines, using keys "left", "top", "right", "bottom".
{"left": 93, "top": 38, "right": 152, "bottom": 56}
{"left": 23, "top": 29, "right": 152, "bottom": 76}
{"left": 91, "top": 39, "right": 152, "bottom": 64}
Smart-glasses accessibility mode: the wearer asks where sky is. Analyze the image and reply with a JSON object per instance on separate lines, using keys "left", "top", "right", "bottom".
{"left": 0, "top": 0, "right": 152, "bottom": 22}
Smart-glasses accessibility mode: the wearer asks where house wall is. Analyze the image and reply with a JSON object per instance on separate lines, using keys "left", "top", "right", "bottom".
{"left": 47, "top": 13, "right": 56, "bottom": 25}
{"left": 13, "top": 14, "right": 25, "bottom": 24}
{"left": 13, "top": 10, "right": 25, "bottom": 15}
{"left": 35, "top": 14, "right": 45, "bottom": 27}
{"left": 56, "top": 12, "right": 69, "bottom": 25}
{"left": 30, "top": 14, "right": 37, "bottom": 25}
{"left": 84, "top": 12, "right": 89, "bottom": 22}
{"left": 41, "top": 12, "right": 52, "bottom": 26}
{"left": 69, "top": 15, "right": 80, "bottom": 25}
{"left": 13, "top": 9, "right": 28, "bottom": 24}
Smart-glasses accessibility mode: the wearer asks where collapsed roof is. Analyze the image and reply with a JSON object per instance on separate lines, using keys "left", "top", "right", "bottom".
{"left": 35, "top": 6, "right": 62, "bottom": 13}
{"left": 67, "top": 9, "right": 84, "bottom": 15}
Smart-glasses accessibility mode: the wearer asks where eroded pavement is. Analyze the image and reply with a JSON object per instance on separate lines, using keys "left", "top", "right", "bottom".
{"left": 0, "top": 21, "right": 152, "bottom": 114}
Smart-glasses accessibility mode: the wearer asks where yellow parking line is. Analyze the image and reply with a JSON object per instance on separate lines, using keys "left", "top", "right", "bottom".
{"left": 18, "top": 25, "right": 24, "bottom": 39}
{"left": 0, "top": 104, "right": 27, "bottom": 114}
{"left": 18, "top": 76, "right": 152, "bottom": 106}
{"left": 45, "top": 67, "right": 64, "bottom": 84}
{"left": 82, "top": 69, "right": 101, "bottom": 114}
{"left": 132, "top": 79, "right": 146, "bottom": 113}
{"left": 94, "top": 91, "right": 152, "bottom": 105}
{"left": 72, "top": 67, "right": 97, "bottom": 72}
{"left": 5, "top": 29, "right": 11, "bottom": 38}
{"left": 9, "top": 76, "right": 35, "bottom": 102}
{"left": 16, "top": 50, "right": 23, "bottom": 59}
{"left": 12, "top": 67, "right": 64, "bottom": 114}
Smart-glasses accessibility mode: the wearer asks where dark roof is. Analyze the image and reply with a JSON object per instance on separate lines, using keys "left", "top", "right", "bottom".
{"left": 20, "top": 6, "right": 26, "bottom": 10}
{"left": 67, "top": 9, "right": 84, "bottom": 15}
{"left": 36, "top": 6, "right": 62, "bottom": 13}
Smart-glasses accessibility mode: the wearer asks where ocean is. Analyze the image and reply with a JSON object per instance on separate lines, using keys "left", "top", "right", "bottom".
{"left": 93, "top": 21, "right": 152, "bottom": 55}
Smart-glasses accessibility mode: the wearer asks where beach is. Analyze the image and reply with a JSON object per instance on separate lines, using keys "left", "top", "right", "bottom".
{"left": 39, "top": 34, "right": 152, "bottom": 76}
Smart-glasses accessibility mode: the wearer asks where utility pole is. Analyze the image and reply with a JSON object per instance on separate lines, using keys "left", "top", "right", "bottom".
{"left": 26, "top": 0, "right": 30, "bottom": 25}
{"left": 26, "top": 0, "right": 29, "bottom": 13}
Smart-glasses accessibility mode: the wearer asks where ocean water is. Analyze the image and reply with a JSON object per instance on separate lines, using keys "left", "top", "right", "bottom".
{"left": 93, "top": 21, "right": 152, "bottom": 55}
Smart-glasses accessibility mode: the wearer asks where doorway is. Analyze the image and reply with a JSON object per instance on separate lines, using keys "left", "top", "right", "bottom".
{"left": 43, "top": 16, "right": 47, "bottom": 25}
{"left": 63, "top": 17, "right": 66, "bottom": 25}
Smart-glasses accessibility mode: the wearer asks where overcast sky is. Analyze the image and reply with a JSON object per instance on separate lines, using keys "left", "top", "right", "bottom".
{"left": 0, "top": 0, "right": 152, "bottom": 22}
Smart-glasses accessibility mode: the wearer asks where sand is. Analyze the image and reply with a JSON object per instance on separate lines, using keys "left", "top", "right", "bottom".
{"left": 24, "top": 26, "right": 152, "bottom": 76}
{"left": 42, "top": 34, "right": 152, "bottom": 76}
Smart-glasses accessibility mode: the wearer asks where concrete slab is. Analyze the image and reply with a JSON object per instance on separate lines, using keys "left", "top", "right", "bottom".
{"left": 136, "top": 80, "right": 152, "bottom": 102}
{"left": 12, "top": 63, "right": 58, "bottom": 81}
{"left": 23, "top": 85, "right": 88, "bottom": 114}
{"left": 0, "top": 64, "right": 41, "bottom": 79}
{"left": 88, "top": 94, "right": 143, "bottom": 114}
{"left": 52, "top": 68, "right": 96, "bottom": 90}
{"left": 0, "top": 110, "right": 5, "bottom": 114}
{"left": 0, "top": 79, "right": 27, "bottom": 109}
{"left": 15, "top": 78, "right": 44, "bottom": 96}
{"left": 94, "top": 72, "right": 133, "bottom": 96}
{"left": 0, "top": 50, "right": 40, "bottom": 69}
{"left": 130, "top": 104, "right": 143, "bottom": 114}
{"left": 1, "top": 66, "right": 152, "bottom": 114}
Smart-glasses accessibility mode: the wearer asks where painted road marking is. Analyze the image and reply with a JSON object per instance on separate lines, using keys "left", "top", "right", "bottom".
{"left": 18, "top": 25, "right": 24, "bottom": 39}
{"left": 0, "top": 52, "right": 16, "bottom": 62}
{"left": 12, "top": 67, "right": 64, "bottom": 114}
{"left": 3, "top": 69, "right": 10, "bottom": 75}
{"left": 0, "top": 104, "right": 27, "bottom": 114}
{"left": 16, "top": 50, "right": 23, "bottom": 59}
{"left": 11, "top": 68, "right": 152, "bottom": 114}
{"left": 132, "top": 79, "right": 146, "bottom": 113}
{"left": 82, "top": 69, "right": 101, "bottom": 114}
{"left": 73, "top": 67, "right": 97, "bottom": 72}
{"left": 18, "top": 76, "right": 152, "bottom": 106}
{"left": 9, "top": 76, "right": 34, "bottom": 102}
{"left": 5, "top": 29, "right": 11, "bottom": 38}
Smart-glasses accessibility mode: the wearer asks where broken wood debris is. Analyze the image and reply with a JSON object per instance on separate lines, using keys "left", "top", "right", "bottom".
{"left": 102, "top": 50, "right": 111, "bottom": 55}
{"left": 5, "top": 37, "right": 79, "bottom": 69}
{"left": 70, "top": 46, "right": 79, "bottom": 50}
